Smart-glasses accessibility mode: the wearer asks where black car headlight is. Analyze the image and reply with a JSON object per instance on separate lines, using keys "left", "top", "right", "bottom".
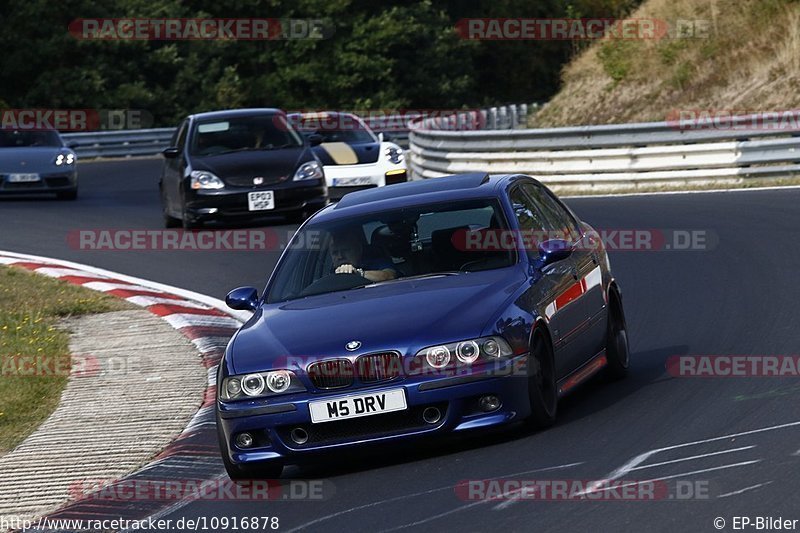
{"left": 293, "top": 160, "right": 324, "bottom": 181}
{"left": 220, "top": 369, "right": 305, "bottom": 400}
{"left": 417, "top": 336, "right": 513, "bottom": 369}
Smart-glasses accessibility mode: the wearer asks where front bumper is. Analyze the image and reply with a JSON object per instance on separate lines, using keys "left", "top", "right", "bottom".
{"left": 0, "top": 170, "right": 77, "bottom": 194}
{"left": 217, "top": 354, "right": 530, "bottom": 467}
{"left": 185, "top": 179, "right": 327, "bottom": 223}
{"left": 324, "top": 162, "right": 407, "bottom": 200}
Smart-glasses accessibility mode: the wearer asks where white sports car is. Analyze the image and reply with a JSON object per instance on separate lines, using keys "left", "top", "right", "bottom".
{"left": 287, "top": 111, "right": 408, "bottom": 200}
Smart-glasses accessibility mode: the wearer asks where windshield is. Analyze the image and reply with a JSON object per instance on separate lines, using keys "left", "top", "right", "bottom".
{"left": 0, "top": 130, "right": 62, "bottom": 148}
{"left": 295, "top": 114, "right": 376, "bottom": 144}
{"left": 189, "top": 114, "right": 303, "bottom": 156}
{"left": 266, "top": 199, "right": 516, "bottom": 303}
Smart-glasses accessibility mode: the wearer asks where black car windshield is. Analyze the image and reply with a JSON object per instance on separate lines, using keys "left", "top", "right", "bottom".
{"left": 266, "top": 199, "right": 516, "bottom": 303}
{"left": 189, "top": 114, "right": 303, "bottom": 156}
{"left": 0, "top": 130, "right": 62, "bottom": 148}
{"left": 294, "top": 114, "right": 376, "bottom": 144}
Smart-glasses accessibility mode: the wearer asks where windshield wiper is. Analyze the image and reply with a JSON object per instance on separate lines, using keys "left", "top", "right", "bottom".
{"left": 358, "top": 271, "right": 462, "bottom": 288}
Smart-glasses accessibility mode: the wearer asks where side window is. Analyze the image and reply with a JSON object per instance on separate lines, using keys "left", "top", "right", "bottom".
{"left": 522, "top": 183, "right": 581, "bottom": 242}
{"left": 509, "top": 186, "right": 547, "bottom": 233}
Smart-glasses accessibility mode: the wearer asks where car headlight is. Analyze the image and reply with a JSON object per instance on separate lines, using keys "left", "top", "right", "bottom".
{"left": 293, "top": 160, "right": 324, "bottom": 181}
{"left": 190, "top": 170, "right": 225, "bottom": 190}
{"left": 417, "top": 336, "right": 513, "bottom": 369}
{"left": 220, "top": 369, "right": 305, "bottom": 401}
{"left": 384, "top": 146, "right": 404, "bottom": 165}
{"left": 55, "top": 153, "right": 76, "bottom": 166}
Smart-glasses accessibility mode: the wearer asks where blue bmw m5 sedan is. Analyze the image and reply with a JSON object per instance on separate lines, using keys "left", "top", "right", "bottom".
{"left": 216, "top": 172, "right": 629, "bottom": 479}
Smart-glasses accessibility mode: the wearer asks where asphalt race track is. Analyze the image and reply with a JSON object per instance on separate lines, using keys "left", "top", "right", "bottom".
{"left": 3, "top": 159, "right": 800, "bottom": 532}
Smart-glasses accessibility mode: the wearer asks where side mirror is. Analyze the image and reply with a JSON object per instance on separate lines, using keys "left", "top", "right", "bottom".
{"left": 162, "top": 147, "right": 180, "bottom": 159}
{"left": 307, "top": 134, "right": 323, "bottom": 147}
{"left": 378, "top": 132, "right": 393, "bottom": 143}
{"left": 225, "top": 286, "right": 259, "bottom": 311}
{"left": 534, "top": 239, "right": 572, "bottom": 268}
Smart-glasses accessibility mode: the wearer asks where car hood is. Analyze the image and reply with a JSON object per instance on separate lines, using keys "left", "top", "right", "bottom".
{"left": 191, "top": 147, "right": 311, "bottom": 184}
{"left": 312, "top": 141, "right": 380, "bottom": 166}
{"left": 0, "top": 147, "right": 65, "bottom": 174}
{"left": 229, "top": 267, "right": 527, "bottom": 374}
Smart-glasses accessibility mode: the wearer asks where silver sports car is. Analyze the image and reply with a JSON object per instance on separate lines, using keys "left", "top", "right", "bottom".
{"left": 0, "top": 130, "right": 78, "bottom": 200}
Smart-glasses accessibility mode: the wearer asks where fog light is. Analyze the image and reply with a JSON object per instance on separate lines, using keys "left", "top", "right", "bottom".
{"left": 235, "top": 432, "right": 254, "bottom": 448}
{"left": 479, "top": 395, "right": 501, "bottom": 412}
{"left": 290, "top": 427, "right": 309, "bottom": 445}
{"left": 422, "top": 406, "right": 442, "bottom": 424}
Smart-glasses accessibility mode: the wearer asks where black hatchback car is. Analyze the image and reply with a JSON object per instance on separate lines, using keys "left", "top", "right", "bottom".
{"left": 159, "top": 108, "right": 328, "bottom": 228}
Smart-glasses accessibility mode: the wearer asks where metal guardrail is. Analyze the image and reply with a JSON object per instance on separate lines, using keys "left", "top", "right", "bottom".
{"left": 63, "top": 128, "right": 174, "bottom": 159}
{"left": 409, "top": 110, "right": 800, "bottom": 192}
{"left": 58, "top": 104, "right": 535, "bottom": 159}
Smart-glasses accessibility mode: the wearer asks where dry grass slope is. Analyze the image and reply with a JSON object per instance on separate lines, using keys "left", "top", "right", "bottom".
{"left": 534, "top": 0, "right": 800, "bottom": 126}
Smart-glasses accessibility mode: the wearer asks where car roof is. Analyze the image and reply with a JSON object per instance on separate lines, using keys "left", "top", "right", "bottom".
{"left": 188, "top": 108, "right": 285, "bottom": 122}
{"left": 311, "top": 173, "right": 527, "bottom": 222}
{"left": 287, "top": 111, "right": 357, "bottom": 119}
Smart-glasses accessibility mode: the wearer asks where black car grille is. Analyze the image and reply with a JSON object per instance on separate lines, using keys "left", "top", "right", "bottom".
{"left": 308, "top": 359, "right": 354, "bottom": 389}
{"left": 356, "top": 352, "right": 402, "bottom": 383}
{"left": 224, "top": 174, "right": 286, "bottom": 187}
{"left": 45, "top": 177, "right": 71, "bottom": 187}
{"left": 2, "top": 181, "right": 45, "bottom": 190}
{"left": 277, "top": 402, "right": 448, "bottom": 448}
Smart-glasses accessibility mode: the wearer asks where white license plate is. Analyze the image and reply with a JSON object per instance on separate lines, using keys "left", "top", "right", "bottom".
{"left": 309, "top": 388, "right": 407, "bottom": 423}
{"left": 247, "top": 190, "right": 274, "bottom": 211}
{"left": 333, "top": 176, "right": 373, "bottom": 187}
{"left": 8, "top": 173, "right": 40, "bottom": 183}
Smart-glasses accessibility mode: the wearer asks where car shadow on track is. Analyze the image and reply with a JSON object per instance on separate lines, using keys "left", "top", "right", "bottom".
{"left": 280, "top": 344, "right": 688, "bottom": 480}
{"left": 552, "top": 344, "right": 688, "bottom": 427}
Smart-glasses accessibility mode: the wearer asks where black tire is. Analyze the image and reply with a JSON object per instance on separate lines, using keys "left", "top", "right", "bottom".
{"left": 216, "top": 411, "right": 283, "bottom": 480}
{"left": 604, "top": 289, "right": 630, "bottom": 380}
{"left": 526, "top": 330, "right": 558, "bottom": 429}
{"left": 161, "top": 188, "right": 181, "bottom": 228}
{"left": 56, "top": 189, "right": 78, "bottom": 200}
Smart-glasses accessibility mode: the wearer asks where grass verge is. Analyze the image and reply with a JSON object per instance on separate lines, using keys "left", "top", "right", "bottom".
{"left": 0, "top": 265, "right": 130, "bottom": 453}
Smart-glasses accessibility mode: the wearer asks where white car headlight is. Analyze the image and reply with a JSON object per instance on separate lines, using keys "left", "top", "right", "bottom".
{"left": 293, "top": 160, "right": 324, "bottom": 181}
{"left": 416, "top": 336, "right": 513, "bottom": 369}
{"left": 384, "top": 146, "right": 404, "bottom": 165}
{"left": 190, "top": 170, "right": 225, "bottom": 190}
{"left": 55, "top": 153, "right": 76, "bottom": 166}
{"left": 221, "top": 369, "right": 305, "bottom": 401}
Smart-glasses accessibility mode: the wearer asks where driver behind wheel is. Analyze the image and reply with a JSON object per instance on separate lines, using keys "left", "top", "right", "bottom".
{"left": 331, "top": 231, "right": 398, "bottom": 282}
